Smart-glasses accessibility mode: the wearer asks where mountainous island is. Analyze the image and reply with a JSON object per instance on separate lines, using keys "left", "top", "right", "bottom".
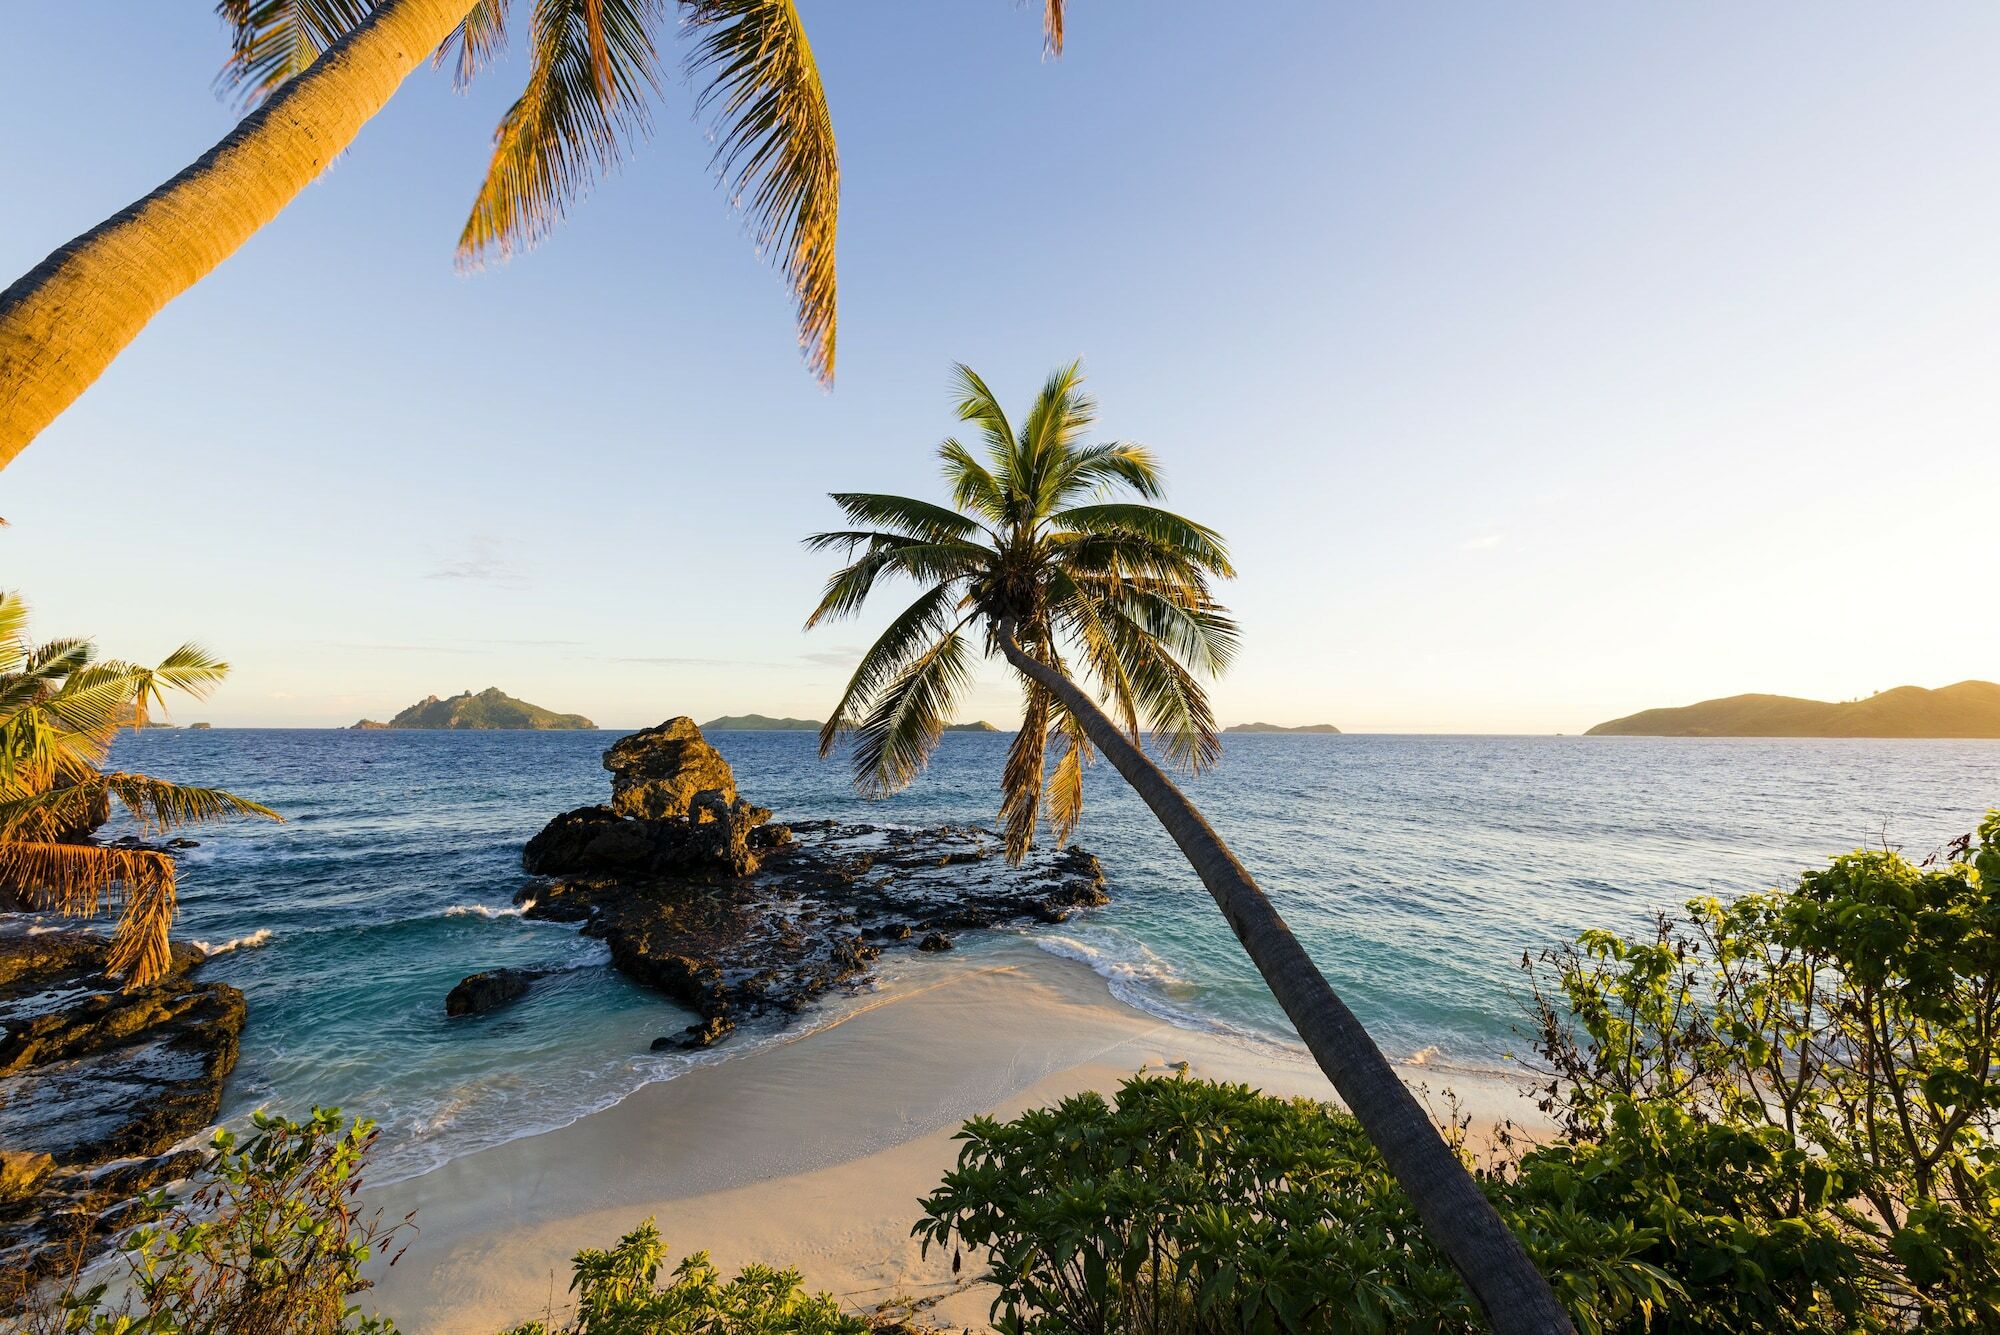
{"left": 1224, "top": 722, "right": 1343, "bottom": 734}
{"left": 351, "top": 688, "right": 596, "bottom": 731}
{"left": 1586, "top": 681, "right": 2000, "bottom": 738}
{"left": 699, "top": 714, "right": 1003, "bottom": 732}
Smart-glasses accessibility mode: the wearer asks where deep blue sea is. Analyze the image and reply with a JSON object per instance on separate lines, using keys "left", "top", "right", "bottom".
{"left": 65, "top": 729, "right": 2000, "bottom": 1179}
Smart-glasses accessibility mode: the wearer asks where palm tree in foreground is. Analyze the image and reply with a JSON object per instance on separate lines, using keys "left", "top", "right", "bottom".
{"left": 804, "top": 364, "right": 1573, "bottom": 1334}
{"left": 0, "top": 0, "right": 1069, "bottom": 470}
{"left": 0, "top": 592, "right": 280, "bottom": 987}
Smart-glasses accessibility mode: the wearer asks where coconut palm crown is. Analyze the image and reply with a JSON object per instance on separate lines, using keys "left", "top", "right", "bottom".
{"left": 806, "top": 361, "right": 1236, "bottom": 861}
{"left": 0, "top": 593, "right": 279, "bottom": 987}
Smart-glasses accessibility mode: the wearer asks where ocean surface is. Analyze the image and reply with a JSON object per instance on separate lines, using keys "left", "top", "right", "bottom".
{"left": 54, "top": 729, "right": 2000, "bottom": 1180}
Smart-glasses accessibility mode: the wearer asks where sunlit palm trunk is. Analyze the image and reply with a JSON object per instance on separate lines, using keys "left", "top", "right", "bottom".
{"left": 995, "top": 627, "right": 1573, "bottom": 1334}
{"left": 0, "top": 0, "right": 481, "bottom": 470}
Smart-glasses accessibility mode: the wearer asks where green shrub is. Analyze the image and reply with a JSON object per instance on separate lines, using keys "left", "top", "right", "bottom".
{"left": 17, "top": 1109, "right": 406, "bottom": 1335}
{"left": 914, "top": 1074, "right": 1674, "bottom": 1335}
{"left": 498, "top": 1221, "right": 867, "bottom": 1335}
{"left": 1523, "top": 809, "right": 2000, "bottom": 1331}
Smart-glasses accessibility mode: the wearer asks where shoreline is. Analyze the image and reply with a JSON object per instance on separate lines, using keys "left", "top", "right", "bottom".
{"left": 361, "top": 939, "right": 1547, "bottom": 1334}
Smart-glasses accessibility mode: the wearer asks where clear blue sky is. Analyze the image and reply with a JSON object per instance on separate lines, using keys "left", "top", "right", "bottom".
{"left": 4, "top": 2, "right": 1996, "bottom": 731}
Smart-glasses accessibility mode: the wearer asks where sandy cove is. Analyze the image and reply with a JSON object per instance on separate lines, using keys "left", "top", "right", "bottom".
{"left": 364, "top": 939, "right": 1542, "bottom": 1333}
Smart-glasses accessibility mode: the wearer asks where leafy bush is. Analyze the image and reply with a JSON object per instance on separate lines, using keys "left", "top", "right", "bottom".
{"left": 499, "top": 1221, "right": 867, "bottom": 1335}
{"left": 920, "top": 814, "right": 2000, "bottom": 1334}
{"left": 1521, "top": 809, "right": 2000, "bottom": 1331}
{"left": 915, "top": 1074, "right": 1674, "bottom": 1335}
{"left": 12, "top": 1109, "right": 406, "bottom": 1335}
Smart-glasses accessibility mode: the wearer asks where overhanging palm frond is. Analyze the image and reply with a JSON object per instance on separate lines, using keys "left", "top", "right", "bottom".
{"left": 103, "top": 774, "right": 283, "bottom": 834}
{"left": 458, "top": 0, "right": 667, "bottom": 267}
{"left": 804, "top": 536, "right": 988, "bottom": 627}
{"left": 1044, "top": 701, "right": 1091, "bottom": 847}
{"left": 214, "top": 0, "right": 378, "bottom": 106}
{"left": 435, "top": 0, "right": 511, "bottom": 89}
{"left": 0, "top": 841, "right": 180, "bottom": 985}
{"left": 1042, "top": 0, "right": 1065, "bottom": 56}
{"left": 1000, "top": 673, "right": 1051, "bottom": 861}
{"left": 1053, "top": 504, "right": 1234, "bottom": 577}
{"left": 685, "top": 0, "right": 840, "bottom": 384}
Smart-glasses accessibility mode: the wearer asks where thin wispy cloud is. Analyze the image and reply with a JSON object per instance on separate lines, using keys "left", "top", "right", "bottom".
{"left": 427, "top": 537, "right": 527, "bottom": 588}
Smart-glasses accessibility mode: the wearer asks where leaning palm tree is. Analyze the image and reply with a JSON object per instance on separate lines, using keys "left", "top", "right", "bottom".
{"left": 804, "top": 363, "right": 1573, "bottom": 1334}
{"left": 0, "top": 592, "right": 280, "bottom": 987}
{"left": 0, "top": 0, "right": 1070, "bottom": 470}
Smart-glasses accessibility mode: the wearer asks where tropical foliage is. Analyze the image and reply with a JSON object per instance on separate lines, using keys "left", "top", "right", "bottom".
{"left": 918, "top": 814, "right": 2000, "bottom": 1335}
{"left": 806, "top": 361, "right": 1237, "bottom": 858}
{"left": 211, "top": 0, "right": 1068, "bottom": 386}
{"left": 917, "top": 1074, "right": 1675, "bottom": 1335}
{"left": 0, "top": 592, "right": 277, "bottom": 986}
{"left": 26, "top": 1109, "right": 406, "bottom": 1335}
{"left": 498, "top": 1222, "right": 867, "bottom": 1335}
{"left": 1519, "top": 811, "right": 2000, "bottom": 1331}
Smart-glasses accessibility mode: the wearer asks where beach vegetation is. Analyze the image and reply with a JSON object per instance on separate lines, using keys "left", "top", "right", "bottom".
{"left": 0, "top": 591, "right": 279, "bottom": 987}
{"left": 497, "top": 1221, "right": 868, "bottom": 1335}
{"left": 805, "top": 363, "right": 1570, "bottom": 1330}
{"left": 0, "top": 0, "right": 1069, "bottom": 468}
{"left": 16, "top": 1109, "right": 407, "bottom": 1335}
{"left": 920, "top": 815, "right": 2000, "bottom": 1334}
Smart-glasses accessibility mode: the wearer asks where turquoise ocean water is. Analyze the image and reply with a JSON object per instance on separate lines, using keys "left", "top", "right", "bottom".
{"left": 51, "top": 729, "right": 2000, "bottom": 1180}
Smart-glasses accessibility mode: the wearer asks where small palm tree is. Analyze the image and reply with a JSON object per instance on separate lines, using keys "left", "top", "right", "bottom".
{"left": 0, "top": 592, "right": 280, "bottom": 987}
{"left": 0, "top": 0, "right": 1069, "bottom": 469}
{"left": 805, "top": 364, "right": 1572, "bottom": 1334}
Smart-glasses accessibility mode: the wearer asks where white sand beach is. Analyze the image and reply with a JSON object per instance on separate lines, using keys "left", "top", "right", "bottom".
{"left": 364, "top": 941, "right": 1542, "bottom": 1333}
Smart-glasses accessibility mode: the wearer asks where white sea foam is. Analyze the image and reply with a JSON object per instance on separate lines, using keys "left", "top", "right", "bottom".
{"left": 441, "top": 899, "right": 533, "bottom": 919}
{"left": 1029, "top": 931, "right": 1299, "bottom": 1059}
{"left": 192, "top": 928, "right": 274, "bottom": 956}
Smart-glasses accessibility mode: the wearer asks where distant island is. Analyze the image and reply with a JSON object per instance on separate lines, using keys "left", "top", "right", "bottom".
{"left": 352, "top": 688, "right": 596, "bottom": 731}
{"left": 1586, "top": 681, "right": 2000, "bottom": 738}
{"left": 701, "top": 715, "right": 822, "bottom": 731}
{"left": 1224, "top": 722, "right": 1342, "bottom": 734}
{"left": 944, "top": 720, "right": 1002, "bottom": 732}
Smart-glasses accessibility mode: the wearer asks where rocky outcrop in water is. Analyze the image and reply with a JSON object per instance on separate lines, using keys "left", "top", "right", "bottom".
{"left": 0, "top": 930, "right": 244, "bottom": 1280}
{"left": 515, "top": 720, "right": 1110, "bottom": 1045}
{"left": 444, "top": 967, "right": 539, "bottom": 1017}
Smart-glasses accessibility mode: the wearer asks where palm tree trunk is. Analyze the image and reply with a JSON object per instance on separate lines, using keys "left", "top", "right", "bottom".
{"left": 0, "top": 0, "right": 481, "bottom": 470}
{"left": 994, "top": 626, "right": 1573, "bottom": 1334}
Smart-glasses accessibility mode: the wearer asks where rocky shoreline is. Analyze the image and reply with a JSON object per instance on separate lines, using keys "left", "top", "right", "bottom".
{"left": 475, "top": 718, "right": 1110, "bottom": 1048}
{"left": 0, "top": 931, "right": 243, "bottom": 1283}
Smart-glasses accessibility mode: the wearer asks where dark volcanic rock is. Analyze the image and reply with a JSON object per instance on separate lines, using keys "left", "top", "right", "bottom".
{"left": 917, "top": 931, "right": 955, "bottom": 953}
{"left": 523, "top": 793, "right": 775, "bottom": 881}
{"left": 652, "top": 1015, "right": 735, "bottom": 1051}
{"left": 522, "top": 821, "right": 1108, "bottom": 1023}
{"left": 445, "top": 968, "right": 537, "bottom": 1017}
{"left": 604, "top": 717, "right": 739, "bottom": 820}
{"left": 0, "top": 930, "right": 244, "bottom": 1279}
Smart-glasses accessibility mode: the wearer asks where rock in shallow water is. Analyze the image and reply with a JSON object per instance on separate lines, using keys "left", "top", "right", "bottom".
{"left": 444, "top": 967, "right": 538, "bottom": 1017}
{"left": 604, "top": 717, "right": 739, "bottom": 820}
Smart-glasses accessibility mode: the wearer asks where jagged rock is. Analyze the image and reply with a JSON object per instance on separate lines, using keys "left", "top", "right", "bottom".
{"left": 652, "top": 1015, "right": 735, "bottom": 1051}
{"left": 0, "top": 1150, "right": 51, "bottom": 1205}
{"left": 605, "top": 718, "right": 738, "bottom": 820}
{"left": 0, "top": 931, "right": 243, "bottom": 1279}
{"left": 444, "top": 968, "right": 537, "bottom": 1017}
{"left": 522, "top": 822, "right": 1107, "bottom": 1024}
{"left": 917, "top": 932, "right": 955, "bottom": 953}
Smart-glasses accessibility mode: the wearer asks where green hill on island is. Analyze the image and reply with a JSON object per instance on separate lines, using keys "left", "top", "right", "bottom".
{"left": 352, "top": 688, "right": 595, "bottom": 731}
{"left": 1587, "top": 681, "right": 2000, "bottom": 738}
{"left": 701, "top": 714, "right": 823, "bottom": 731}
{"left": 943, "top": 720, "right": 1002, "bottom": 732}
{"left": 1225, "top": 722, "right": 1342, "bottom": 734}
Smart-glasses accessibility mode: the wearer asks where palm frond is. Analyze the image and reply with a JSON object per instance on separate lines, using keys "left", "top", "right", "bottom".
{"left": 1048, "top": 441, "right": 1163, "bottom": 503}
{"left": 1017, "top": 360, "right": 1091, "bottom": 509}
{"left": 214, "top": 0, "right": 377, "bottom": 106}
{"left": 102, "top": 774, "right": 283, "bottom": 835}
{"left": 938, "top": 438, "right": 1007, "bottom": 523}
{"left": 458, "top": 0, "right": 667, "bottom": 267}
{"left": 817, "top": 587, "right": 965, "bottom": 756}
{"left": 435, "top": 0, "right": 511, "bottom": 89}
{"left": 0, "top": 841, "right": 179, "bottom": 987}
{"left": 999, "top": 676, "right": 1050, "bottom": 863}
{"left": 0, "top": 592, "right": 29, "bottom": 672}
{"left": 850, "top": 630, "right": 974, "bottom": 797}
{"left": 1052, "top": 503, "right": 1234, "bottom": 577}
{"left": 804, "top": 536, "right": 987, "bottom": 627}
{"left": 951, "top": 364, "right": 1018, "bottom": 478}
{"left": 685, "top": 0, "right": 840, "bottom": 384}
{"left": 828, "top": 493, "right": 986, "bottom": 544}
{"left": 1042, "top": 0, "right": 1065, "bottom": 55}
{"left": 1044, "top": 701, "right": 1092, "bottom": 847}
{"left": 1099, "top": 605, "right": 1221, "bottom": 772}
